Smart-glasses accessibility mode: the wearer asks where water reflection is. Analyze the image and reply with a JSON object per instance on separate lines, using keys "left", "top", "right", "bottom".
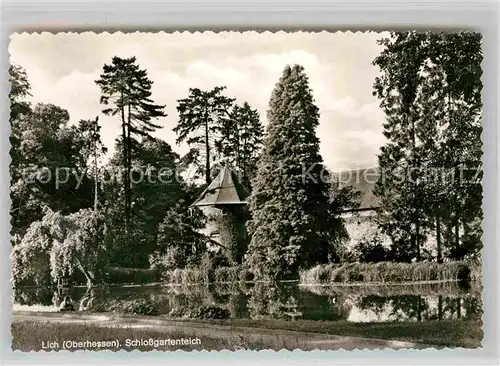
{"left": 12, "top": 282, "right": 482, "bottom": 322}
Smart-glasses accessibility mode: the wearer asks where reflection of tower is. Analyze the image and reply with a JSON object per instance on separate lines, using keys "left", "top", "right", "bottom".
{"left": 191, "top": 165, "right": 249, "bottom": 264}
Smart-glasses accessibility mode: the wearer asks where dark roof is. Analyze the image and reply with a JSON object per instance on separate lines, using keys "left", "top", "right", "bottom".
{"left": 191, "top": 165, "right": 248, "bottom": 207}
{"left": 334, "top": 167, "right": 380, "bottom": 211}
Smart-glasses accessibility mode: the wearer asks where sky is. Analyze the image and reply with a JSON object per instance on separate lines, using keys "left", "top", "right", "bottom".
{"left": 9, "top": 31, "right": 389, "bottom": 174}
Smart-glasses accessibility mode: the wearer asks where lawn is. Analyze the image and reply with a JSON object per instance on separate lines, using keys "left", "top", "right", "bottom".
{"left": 12, "top": 315, "right": 482, "bottom": 351}
{"left": 169, "top": 318, "right": 483, "bottom": 349}
{"left": 11, "top": 320, "right": 284, "bottom": 351}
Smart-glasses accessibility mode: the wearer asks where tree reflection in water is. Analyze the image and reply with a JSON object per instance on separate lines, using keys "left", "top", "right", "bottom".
{"left": 13, "top": 282, "right": 482, "bottom": 322}
{"left": 247, "top": 283, "right": 302, "bottom": 320}
{"left": 355, "top": 294, "right": 481, "bottom": 321}
{"left": 12, "top": 287, "right": 54, "bottom": 306}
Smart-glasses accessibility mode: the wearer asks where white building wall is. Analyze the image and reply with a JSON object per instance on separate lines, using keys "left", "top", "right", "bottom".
{"left": 342, "top": 210, "right": 438, "bottom": 258}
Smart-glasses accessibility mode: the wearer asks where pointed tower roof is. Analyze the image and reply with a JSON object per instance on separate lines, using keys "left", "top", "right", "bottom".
{"left": 191, "top": 165, "right": 248, "bottom": 207}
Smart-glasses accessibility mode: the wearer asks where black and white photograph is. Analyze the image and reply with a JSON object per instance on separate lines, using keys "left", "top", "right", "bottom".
{"left": 9, "top": 31, "right": 483, "bottom": 351}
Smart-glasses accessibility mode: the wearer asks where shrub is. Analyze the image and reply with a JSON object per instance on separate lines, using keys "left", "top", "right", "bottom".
{"left": 167, "top": 305, "right": 230, "bottom": 319}
{"left": 180, "top": 266, "right": 207, "bottom": 284}
{"left": 239, "top": 268, "right": 255, "bottom": 282}
{"left": 149, "top": 247, "right": 187, "bottom": 272}
{"left": 191, "top": 305, "right": 231, "bottom": 319}
{"left": 214, "top": 267, "right": 240, "bottom": 283}
{"left": 352, "top": 238, "right": 391, "bottom": 263}
{"left": 94, "top": 299, "right": 159, "bottom": 316}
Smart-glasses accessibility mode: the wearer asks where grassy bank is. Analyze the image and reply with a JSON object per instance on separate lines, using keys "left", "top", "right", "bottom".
{"left": 12, "top": 315, "right": 481, "bottom": 350}
{"left": 300, "top": 260, "right": 480, "bottom": 285}
{"left": 171, "top": 318, "right": 482, "bottom": 349}
{"left": 11, "top": 320, "right": 304, "bottom": 351}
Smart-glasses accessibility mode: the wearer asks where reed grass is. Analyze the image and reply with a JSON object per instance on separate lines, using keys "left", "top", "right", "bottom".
{"left": 162, "top": 266, "right": 254, "bottom": 285}
{"left": 299, "top": 260, "right": 480, "bottom": 285}
{"left": 163, "top": 267, "right": 208, "bottom": 285}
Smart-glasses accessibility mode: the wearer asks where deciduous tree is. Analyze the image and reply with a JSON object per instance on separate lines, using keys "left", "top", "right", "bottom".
{"left": 11, "top": 207, "right": 107, "bottom": 288}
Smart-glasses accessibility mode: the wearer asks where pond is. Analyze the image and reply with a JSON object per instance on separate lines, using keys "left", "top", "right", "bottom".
{"left": 12, "top": 281, "right": 481, "bottom": 323}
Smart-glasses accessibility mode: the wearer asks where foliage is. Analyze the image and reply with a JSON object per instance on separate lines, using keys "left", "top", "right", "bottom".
{"left": 11, "top": 207, "right": 106, "bottom": 287}
{"left": 161, "top": 259, "right": 254, "bottom": 285}
{"left": 9, "top": 64, "right": 31, "bottom": 104}
{"left": 215, "top": 102, "right": 264, "bottom": 186}
{"left": 168, "top": 303, "right": 231, "bottom": 319}
{"left": 352, "top": 236, "right": 391, "bottom": 263}
{"left": 94, "top": 298, "right": 160, "bottom": 316}
{"left": 77, "top": 117, "right": 108, "bottom": 210}
{"left": 154, "top": 200, "right": 207, "bottom": 261}
{"left": 175, "top": 86, "right": 234, "bottom": 184}
{"left": 149, "top": 247, "right": 187, "bottom": 272}
{"left": 373, "top": 31, "right": 483, "bottom": 261}
{"left": 211, "top": 207, "right": 249, "bottom": 265}
{"left": 9, "top": 64, "right": 32, "bottom": 170}
{"left": 10, "top": 102, "right": 97, "bottom": 235}
{"left": 102, "top": 137, "right": 190, "bottom": 268}
{"left": 246, "top": 65, "right": 347, "bottom": 281}
{"left": 213, "top": 266, "right": 240, "bottom": 283}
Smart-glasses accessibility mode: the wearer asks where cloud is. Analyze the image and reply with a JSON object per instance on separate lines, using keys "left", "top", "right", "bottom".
{"left": 9, "top": 32, "right": 388, "bottom": 171}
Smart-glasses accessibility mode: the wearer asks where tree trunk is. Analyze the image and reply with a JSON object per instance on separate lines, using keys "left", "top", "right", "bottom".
{"left": 436, "top": 215, "right": 442, "bottom": 263}
{"left": 416, "top": 221, "right": 421, "bottom": 261}
{"left": 127, "top": 104, "right": 132, "bottom": 206}
{"left": 438, "top": 295, "right": 443, "bottom": 320}
{"left": 120, "top": 94, "right": 129, "bottom": 237}
{"left": 94, "top": 117, "right": 99, "bottom": 212}
{"left": 454, "top": 217, "right": 460, "bottom": 255}
{"left": 205, "top": 108, "right": 211, "bottom": 185}
{"left": 235, "top": 120, "right": 240, "bottom": 172}
{"left": 125, "top": 104, "right": 133, "bottom": 243}
{"left": 76, "top": 259, "right": 93, "bottom": 289}
{"left": 410, "top": 233, "right": 416, "bottom": 261}
{"left": 409, "top": 108, "right": 421, "bottom": 262}
{"left": 242, "top": 136, "right": 248, "bottom": 180}
{"left": 456, "top": 298, "right": 461, "bottom": 319}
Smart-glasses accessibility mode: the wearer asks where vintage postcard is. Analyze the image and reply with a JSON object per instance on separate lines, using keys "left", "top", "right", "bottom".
{"left": 9, "top": 31, "right": 482, "bottom": 352}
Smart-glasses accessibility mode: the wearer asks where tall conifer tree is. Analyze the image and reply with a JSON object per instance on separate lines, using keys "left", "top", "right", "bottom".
{"left": 175, "top": 86, "right": 234, "bottom": 185}
{"left": 246, "top": 65, "right": 344, "bottom": 280}
{"left": 216, "top": 101, "right": 264, "bottom": 187}
{"left": 96, "top": 56, "right": 166, "bottom": 237}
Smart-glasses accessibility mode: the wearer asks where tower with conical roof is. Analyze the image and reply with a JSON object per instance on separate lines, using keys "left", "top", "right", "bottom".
{"left": 191, "top": 164, "right": 248, "bottom": 209}
{"left": 191, "top": 164, "right": 249, "bottom": 264}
